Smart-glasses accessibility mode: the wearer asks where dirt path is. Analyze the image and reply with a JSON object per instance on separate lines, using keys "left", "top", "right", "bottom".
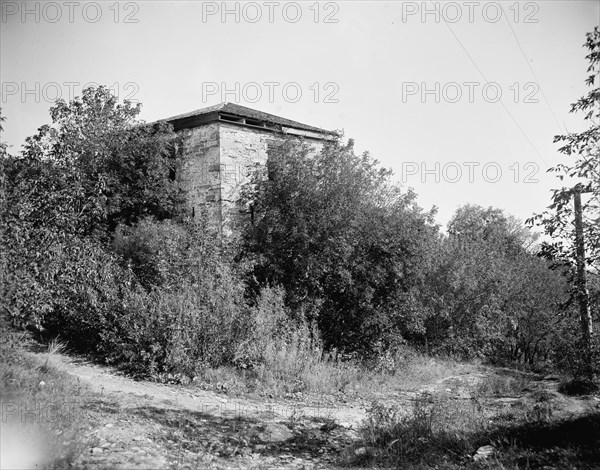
{"left": 49, "top": 354, "right": 369, "bottom": 469}
{"left": 43, "top": 353, "right": 600, "bottom": 469}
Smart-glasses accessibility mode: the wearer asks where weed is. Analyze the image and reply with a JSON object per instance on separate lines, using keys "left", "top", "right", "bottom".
{"left": 476, "top": 374, "right": 530, "bottom": 398}
{"left": 350, "top": 393, "right": 486, "bottom": 467}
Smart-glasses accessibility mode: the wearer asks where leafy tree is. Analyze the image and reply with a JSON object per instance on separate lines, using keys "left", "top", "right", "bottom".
{"left": 448, "top": 204, "right": 537, "bottom": 258}
{"left": 424, "top": 205, "right": 568, "bottom": 361}
{"left": 241, "top": 137, "right": 439, "bottom": 356}
{"left": 529, "top": 28, "right": 600, "bottom": 380}
{"left": 2, "top": 87, "right": 184, "bottom": 332}
{"left": 20, "top": 86, "right": 185, "bottom": 237}
{"left": 2, "top": 92, "right": 254, "bottom": 376}
{"left": 535, "top": 27, "right": 600, "bottom": 268}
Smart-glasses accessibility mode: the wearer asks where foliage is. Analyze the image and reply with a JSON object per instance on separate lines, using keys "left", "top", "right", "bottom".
{"left": 551, "top": 316, "right": 600, "bottom": 380}
{"left": 528, "top": 28, "right": 600, "bottom": 381}
{"left": 108, "top": 219, "right": 250, "bottom": 375}
{"left": 423, "top": 205, "right": 569, "bottom": 362}
{"left": 19, "top": 86, "right": 184, "bottom": 237}
{"left": 2, "top": 87, "right": 184, "bottom": 331}
{"left": 241, "top": 137, "right": 439, "bottom": 356}
{"left": 349, "top": 385, "right": 600, "bottom": 469}
{"left": 530, "top": 27, "right": 600, "bottom": 269}
{"left": 113, "top": 218, "right": 198, "bottom": 290}
{"left": 0, "top": 80, "right": 591, "bottom": 385}
{"left": 1, "top": 90, "right": 251, "bottom": 377}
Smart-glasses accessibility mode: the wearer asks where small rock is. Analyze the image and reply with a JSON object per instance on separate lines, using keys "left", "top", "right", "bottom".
{"left": 91, "top": 447, "right": 103, "bottom": 455}
{"left": 473, "top": 445, "right": 495, "bottom": 461}
{"left": 254, "top": 444, "right": 266, "bottom": 451}
{"left": 104, "top": 423, "right": 114, "bottom": 428}
{"left": 38, "top": 381, "right": 46, "bottom": 388}
{"left": 259, "top": 423, "right": 293, "bottom": 442}
{"left": 354, "top": 447, "right": 367, "bottom": 457}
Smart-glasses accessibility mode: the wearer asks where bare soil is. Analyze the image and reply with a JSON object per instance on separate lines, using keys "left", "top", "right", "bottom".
{"left": 35, "top": 353, "right": 600, "bottom": 469}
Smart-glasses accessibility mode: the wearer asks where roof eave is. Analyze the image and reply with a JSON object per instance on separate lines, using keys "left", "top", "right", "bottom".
{"left": 168, "top": 110, "right": 336, "bottom": 140}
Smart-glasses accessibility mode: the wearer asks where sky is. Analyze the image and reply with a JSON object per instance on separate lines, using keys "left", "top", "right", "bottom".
{"left": 1, "top": 0, "right": 599, "bottom": 229}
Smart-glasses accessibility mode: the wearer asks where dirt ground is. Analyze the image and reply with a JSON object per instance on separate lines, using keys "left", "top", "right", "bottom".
{"left": 28, "top": 352, "right": 600, "bottom": 470}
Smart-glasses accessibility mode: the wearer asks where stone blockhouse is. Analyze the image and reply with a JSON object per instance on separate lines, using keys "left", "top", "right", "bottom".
{"left": 165, "top": 103, "right": 335, "bottom": 236}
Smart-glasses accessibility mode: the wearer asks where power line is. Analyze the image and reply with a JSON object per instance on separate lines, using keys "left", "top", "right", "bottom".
{"left": 500, "top": 4, "right": 564, "bottom": 132}
{"left": 441, "top": 16, "right": 549, "bottom": 167}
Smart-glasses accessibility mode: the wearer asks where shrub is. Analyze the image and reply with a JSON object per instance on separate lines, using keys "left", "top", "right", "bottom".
{"left": 354, "top": 393, "right": 485, "bottom": 467}
{"left": 3, "top": 230, "right": 134, "bottom": 350}
{"left": 110, "top": 276, "right": 249, "bottom": 377}
{"left": 551, "top": 321, "right": 600, "bottom": 383}
{"left": 112, "top": 218, "right": 190, "bottom": 290}
{"left": 234, "top": 286, "right": 295, "bottom": 370}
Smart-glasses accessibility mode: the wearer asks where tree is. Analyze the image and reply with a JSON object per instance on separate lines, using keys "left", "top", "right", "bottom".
{"left": 241, "top": 137, "right": 439, "bottom": 356}
{"left": 448, "top": 204, "right": 537, "bottom": 258}
{"left": 20, "top": 86, "right": 185, "bottom": 237}
{"left": 424, "top": 205, "right": 568, "bottom": 361}
{"left": 2, "top": 92, "right": 263, "bottom": 377}
{"left": 1, "top": 87, "right": 185, "bottom": 333}
{"left": 529, "top": 28, "right": 600, "bottom": 380}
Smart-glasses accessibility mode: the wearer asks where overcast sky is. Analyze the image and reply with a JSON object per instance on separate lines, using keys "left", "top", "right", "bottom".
{"left": 1, "top": 0, "right": 598, "bottom": 229}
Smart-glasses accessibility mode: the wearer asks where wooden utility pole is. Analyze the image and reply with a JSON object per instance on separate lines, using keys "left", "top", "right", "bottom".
{"left": 573, "top": 185, "right": 593, "bottom": 375}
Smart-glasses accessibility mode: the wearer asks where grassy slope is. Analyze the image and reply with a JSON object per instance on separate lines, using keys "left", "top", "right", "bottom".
{"left": 0, "top": 330, "right": 94, "bottom": 469}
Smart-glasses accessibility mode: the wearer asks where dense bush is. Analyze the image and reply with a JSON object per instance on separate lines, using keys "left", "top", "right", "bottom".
{"left": 240, "top": 136, "right": 574, "bottom": 366}
{"left": 108, "top": 218, "right": 251, "bottom": 375}
{"left": 420, "top": 205, "right": 572, "bottom": 363}
{"left": 0, "top": 90, "right": 252, "bottom": 378}
{"left": 241, "top": 137, "right": 439, "bottom": 357}
{"left": 1, "top": 83, "right": 596, "bottom": 382}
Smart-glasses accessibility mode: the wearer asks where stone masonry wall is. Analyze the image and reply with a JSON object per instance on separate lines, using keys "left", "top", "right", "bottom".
{"left": 218, "top": 123, "right": 279, "bottom": 236}
{"left": 178, "top": 122, "right": 221, "bottom": 226}
{"left": 179, "top": 121, "right": 325, "bottom": 236}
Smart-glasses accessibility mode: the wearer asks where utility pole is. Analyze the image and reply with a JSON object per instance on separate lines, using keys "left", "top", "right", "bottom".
{"left": 573, "top": 184, "right": 593, "bottom": 377}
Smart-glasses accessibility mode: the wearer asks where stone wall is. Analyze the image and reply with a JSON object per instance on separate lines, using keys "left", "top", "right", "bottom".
{"left": 178, "top": 121, "right": 326, "bottom": 237}
{"left": 177, "top": 122, "right": 221, "bottom": 227}
{"left": 219, "top": 122, "right": 280, "bottom": 236}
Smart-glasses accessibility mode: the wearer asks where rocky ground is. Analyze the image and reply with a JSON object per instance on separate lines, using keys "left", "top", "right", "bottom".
{"left": 48, "top": 355, "right": 369, "bottom": 469}
{"left": 26, "top": 352, "right": 600, "bottom": 470}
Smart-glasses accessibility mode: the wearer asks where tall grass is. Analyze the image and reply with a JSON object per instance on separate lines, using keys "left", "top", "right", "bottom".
{"left": 345, "top": 372, "right": 599, "bottom": 469}
{"left": 349, "top": 393, "right": 487, "bottom": 467}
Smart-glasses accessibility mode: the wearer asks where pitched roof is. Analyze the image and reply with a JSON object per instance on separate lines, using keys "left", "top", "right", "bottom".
{"left": 164, "top": 102, "right": 333, "bottom": 135}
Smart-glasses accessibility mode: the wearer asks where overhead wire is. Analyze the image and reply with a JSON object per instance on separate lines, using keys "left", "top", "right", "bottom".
{"left": 437, "top": 3, "right": 549, "bottom": 166}
{"left": 499, "top": 4, "right": 564, "bottom": 132}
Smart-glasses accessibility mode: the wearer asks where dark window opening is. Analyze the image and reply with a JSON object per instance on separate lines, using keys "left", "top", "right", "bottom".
{"left": 220, "top": 114, "right": 244, "bottom": 123}
{"left": 246, "top": 118, "right": 265, "bottom": 127}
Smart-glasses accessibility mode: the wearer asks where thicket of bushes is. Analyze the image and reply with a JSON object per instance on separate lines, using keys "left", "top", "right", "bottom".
{"left": 1, "top": 86, "right": 598, "bottom": 383}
